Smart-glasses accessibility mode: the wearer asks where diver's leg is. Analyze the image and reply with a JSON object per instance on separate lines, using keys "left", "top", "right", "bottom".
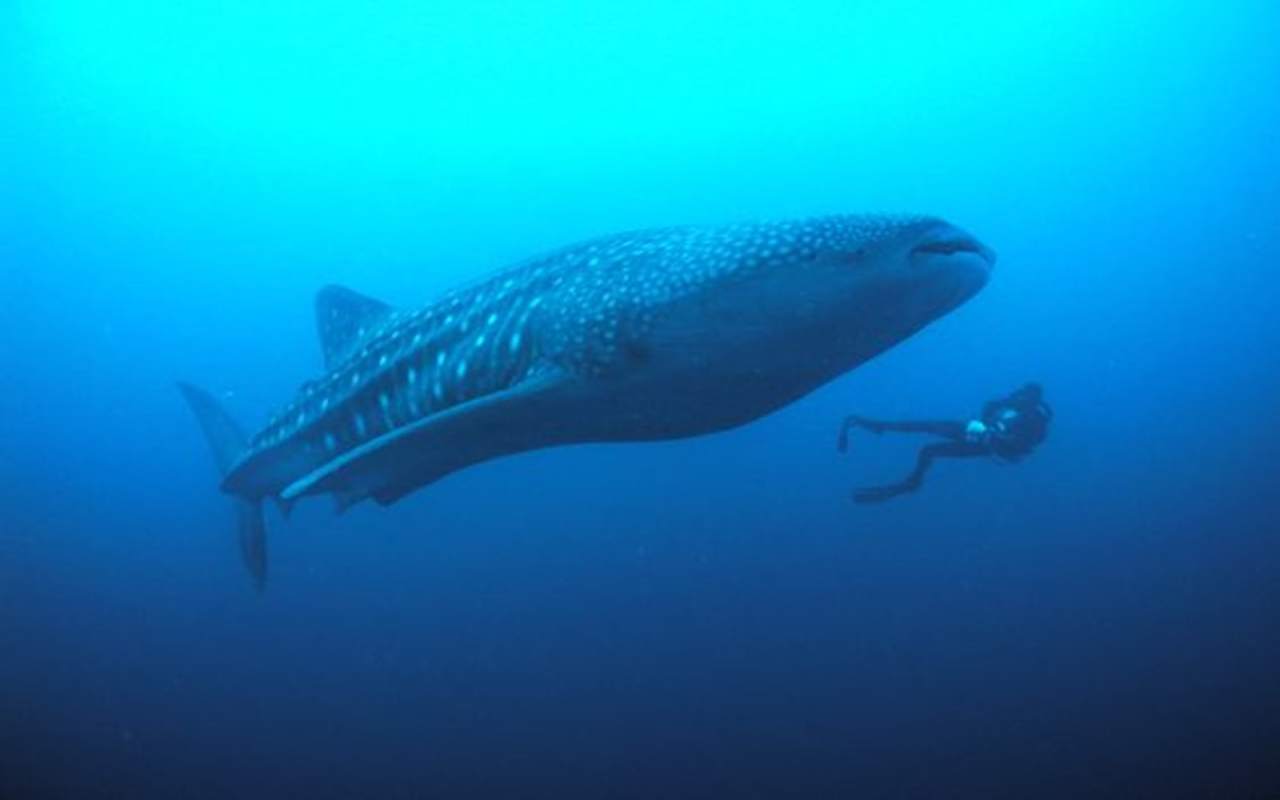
{"left": 852, "top": 441, "right": 987, "bottom": 503}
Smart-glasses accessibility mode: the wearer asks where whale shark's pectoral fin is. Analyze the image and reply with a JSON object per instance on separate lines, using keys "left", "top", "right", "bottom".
{"left": 315, "top": 285, "right": 395, "bottom": 369}
{"left": 372, "top": 483, "right": 417, "bottom": 506}
{"left": 281, "top": 372, "right": 565, "bottom": 506}
{"left": 332, "top": 489, "right": 364, "bottom": 515}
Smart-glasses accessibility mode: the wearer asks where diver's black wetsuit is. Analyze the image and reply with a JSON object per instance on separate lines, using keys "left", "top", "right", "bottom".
{"left": 838, "top": 383, "right": 1052, "bottom": 503}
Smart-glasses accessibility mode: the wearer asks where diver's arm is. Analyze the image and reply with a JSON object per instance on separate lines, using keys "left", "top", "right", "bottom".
{"left": 840, "top": 416, "right": 967, "bottom": 450}
{"left": 872, "top": 420, "right": 968, "bottom": 439}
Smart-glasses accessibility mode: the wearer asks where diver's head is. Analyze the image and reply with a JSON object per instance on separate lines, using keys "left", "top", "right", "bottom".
{"left": 1011, "top": 382, "right": 1044, "bottom": 406}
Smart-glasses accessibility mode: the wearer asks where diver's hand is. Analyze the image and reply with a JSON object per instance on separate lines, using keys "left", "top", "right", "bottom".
{"left": 838, "top": 415, "right": 883, "bottom": 452}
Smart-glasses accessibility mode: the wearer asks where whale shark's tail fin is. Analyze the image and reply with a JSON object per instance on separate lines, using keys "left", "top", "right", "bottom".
{"left": 177, "top": 381, "right": 267, "bottom": 591}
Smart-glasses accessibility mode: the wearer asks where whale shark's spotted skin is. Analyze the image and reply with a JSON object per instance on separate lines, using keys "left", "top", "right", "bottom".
{"left": 182, "top": 213, "right": 993, "bottom": 586}
{"left": 236, "top": 215, "right": 936, "bottom": 489}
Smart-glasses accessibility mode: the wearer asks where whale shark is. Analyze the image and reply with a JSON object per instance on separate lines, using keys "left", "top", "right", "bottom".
{"left": 180, "top": 213, "right": 994, "bottom": 587}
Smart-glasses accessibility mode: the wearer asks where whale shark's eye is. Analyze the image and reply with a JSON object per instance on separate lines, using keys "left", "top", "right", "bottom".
{"left": 624, "top": 340, "right": 651, "bottom": 364}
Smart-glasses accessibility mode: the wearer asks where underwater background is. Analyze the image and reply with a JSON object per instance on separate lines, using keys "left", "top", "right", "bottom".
{"left": 2, "top": 1, "right": 1278, "bottom": 797}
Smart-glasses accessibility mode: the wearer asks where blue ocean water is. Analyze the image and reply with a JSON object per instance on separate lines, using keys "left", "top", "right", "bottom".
{"left": 2, "top": 1, "right": 1278, "bottom": 797}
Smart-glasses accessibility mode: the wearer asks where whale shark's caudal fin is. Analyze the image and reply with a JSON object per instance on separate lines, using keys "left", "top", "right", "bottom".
{"left": 177, "top": 381, "right": 267, "bottom": 591}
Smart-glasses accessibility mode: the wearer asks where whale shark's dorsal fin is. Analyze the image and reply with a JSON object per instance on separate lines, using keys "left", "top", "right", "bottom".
{"left": 315, "top": 285, "right": 394, "bottom": 369}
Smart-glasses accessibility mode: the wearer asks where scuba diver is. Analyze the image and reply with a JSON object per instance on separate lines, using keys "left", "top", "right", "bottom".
{"left": 837, "top": 383, "right": 1052, "bottom": 504}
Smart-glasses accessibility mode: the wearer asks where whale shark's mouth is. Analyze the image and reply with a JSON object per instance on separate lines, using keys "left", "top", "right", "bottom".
{"left": 911, "top": 236, "right": 977, "bottom": 256}
{"left": 911, "top": 229, "right": 996, "bottom": 268}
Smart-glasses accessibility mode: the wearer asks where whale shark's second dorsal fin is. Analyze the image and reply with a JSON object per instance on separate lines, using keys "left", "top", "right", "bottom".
{"left": 315, "top": 285, "right": 394, "bottom": 369}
